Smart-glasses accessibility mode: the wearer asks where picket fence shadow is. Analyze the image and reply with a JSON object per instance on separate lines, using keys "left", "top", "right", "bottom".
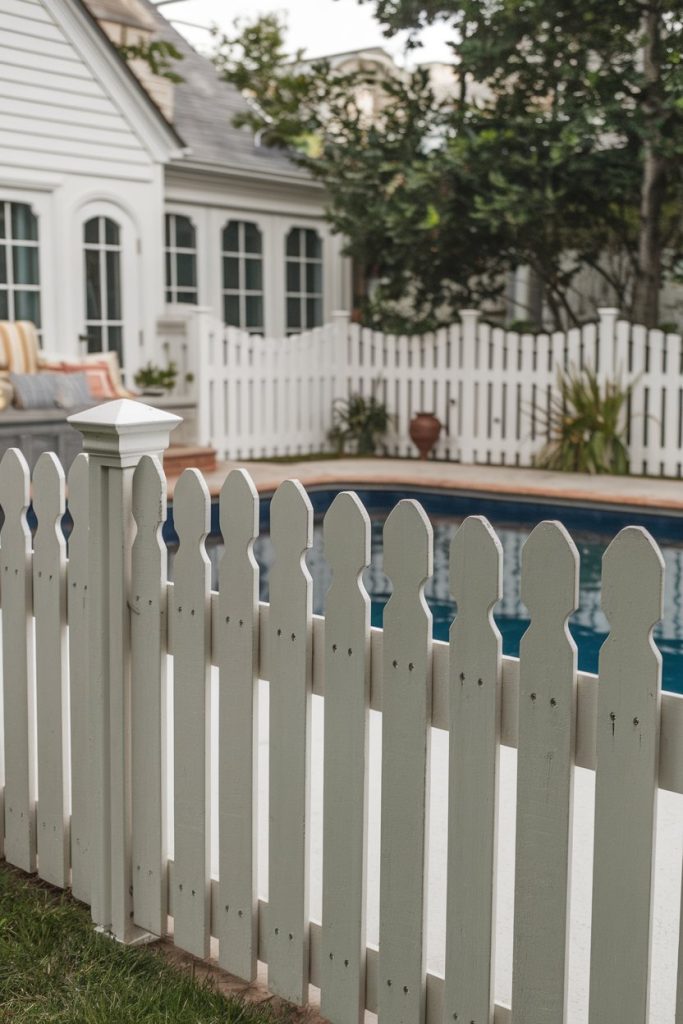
{"left": 1, "top": 418, "right": 683, "bottom": 1024}
{"left": 160, "top": 305, "right": 683, "bottom": 477}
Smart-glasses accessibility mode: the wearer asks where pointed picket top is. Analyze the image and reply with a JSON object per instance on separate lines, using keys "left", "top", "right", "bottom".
{"left": 0, "top": 447, "right": 30, "bottom": 514}
{"left": 270, "top": 479, "right": 313, "bottom": 567}
{"left": 324, "top": 490, "right": 371, "bottom": 586}
{"left": 174, "top": 468, "right": 211, "bottom": 547}
{"left": 33, "top": 452, "right": 66, "bottom": 531}
{"left": 450, "top": 515, "right": 502, "bottom": 623}
{"left": 219, "top": 468, "right": 259, "bottom": 572}
{"left": 132, "top": 455, "right": 166, "bottom": 531}
{"left": 67, "top": 451, "right": 89, "bottom": 502}
{"left": 444, "top": 515, "right": 502, "bottom": 1024}
{"left": 521, "top": 521, "right": 579, "bottom": 626}
{"left": 602, "top": 526, "right": 665, "bottom": 634}
{"left": 513, "top": 521, "right": 579, "bottom": 1023}
{"left": 589, "top": 524, "right": 664, "bottom": 1023}
{"left": 383, "top": 498, "right": 433, "bottom": 601}
{"left": 68, "top": 399, "right": 180, "bottom": 463}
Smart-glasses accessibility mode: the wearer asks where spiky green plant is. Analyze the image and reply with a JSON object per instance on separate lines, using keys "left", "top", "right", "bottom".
{"left": 328, "top": 392, "right": 392, "bottom": 456}
{"left": 533, "top": 365, "right": 631, "bottom": 475}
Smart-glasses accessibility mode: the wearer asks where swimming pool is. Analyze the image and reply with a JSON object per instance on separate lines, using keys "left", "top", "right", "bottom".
{"left": 169, "top": 486, "right": 683, "bottom": 696}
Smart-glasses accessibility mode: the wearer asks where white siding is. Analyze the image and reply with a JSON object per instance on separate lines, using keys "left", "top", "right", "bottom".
{"left": 0, "top": 0, "right": 154, "bottom": 181}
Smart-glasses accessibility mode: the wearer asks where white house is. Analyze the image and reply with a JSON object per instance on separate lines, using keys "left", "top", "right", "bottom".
{"left": 0, "top": 0, "right": 351, "bottom": 379}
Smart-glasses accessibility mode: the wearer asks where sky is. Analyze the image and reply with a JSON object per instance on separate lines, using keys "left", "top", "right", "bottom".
{"left": 152, "top": 0, "right": 455, "bottom": 66}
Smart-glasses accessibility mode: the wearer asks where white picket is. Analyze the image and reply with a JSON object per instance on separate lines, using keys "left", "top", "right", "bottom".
{"left": 217, "top": 468, "right": 260, "bottom": 981}
{"left": 512, "top": 522, "right": 579, "bottom": 1023}
{"left": 379, "top": 499, "right": 433, "bottom": 1024}
{"left": 444, "top": 515, "right": 503, "bottom": 1024}
{"left": 67, "top": 453, "right": 89, "bottom": 903}
{"left": 267, "top": 479, "right": 313, "bottom": 1005}
{"left": 588, "top": 527, "right": 664, "bottom": 1024}
{"left": 0, "top": 448, "right": 35, "bottom": 872}
{"left": 32, "top": 452, "right": 69, "bottom": 888}
{"left": 678, "top": 860, "right": 683, "bottom": 1024}
{"left": 321, "top": 492, "right": 371, "bottom": 1024}
{"left": 131, "top": 455, "right": 168, "bottom": 936}
{"left": 171, "top": 468, "right": 212, "bottom": 958}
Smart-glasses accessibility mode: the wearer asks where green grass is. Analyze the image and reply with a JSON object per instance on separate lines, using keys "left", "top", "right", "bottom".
{"left": 0, "top": 865, "right": 295, "bottom": 1024}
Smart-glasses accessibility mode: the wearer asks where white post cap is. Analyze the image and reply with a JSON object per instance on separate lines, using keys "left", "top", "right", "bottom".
{"left": 68, "top": 399, "right": 181, "bottom": 467}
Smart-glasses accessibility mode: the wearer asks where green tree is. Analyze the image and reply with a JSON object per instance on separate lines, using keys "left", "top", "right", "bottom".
{"left": 212, "top": 15, "right": 511, "bottom": 329}
{"left": 360, "top": 0, "right": 683, "bottom": 327}
{"left": 213, "top": 3, "right": 683, "bottom": 329}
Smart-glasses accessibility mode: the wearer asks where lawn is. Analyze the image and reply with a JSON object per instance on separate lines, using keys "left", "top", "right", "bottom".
{"left": 0, "top": 865, "right": 296, "bottom": 1024}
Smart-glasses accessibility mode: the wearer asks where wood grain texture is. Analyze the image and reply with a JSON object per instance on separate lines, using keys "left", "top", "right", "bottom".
{"left": 321, "top": 491, "right": 371, "bottom": 1024}
{"left": 0, "top": 448, "right": 36, "bottom": 872}
{"left": 267, "top": 479, "right": 313, "bottom": 1005}
{"left": 379, "top": 499, "right": 433, "bottom": 1024}
{"left": 217, "top": 469, "right": 260, "bottom": 981}
{"left": 131, "top": 455, "right": 168, "bottom": 936}
{"left": 444, "top": 515, "right": 503, "bottom": 1024}
{"left": 512, "top": 521, "right": 579, "bottom": 1024}
{"left": 589, "top": 526, "right": 664, "bottom": 1024}
{"left": 172, "top": 469, "right": 212, "bottom": 958}
{"left": 67, "top": 453, "right": 90, "bottom": 903}
{"left": 32, "top": 452, "right": 69, "bottom": 888}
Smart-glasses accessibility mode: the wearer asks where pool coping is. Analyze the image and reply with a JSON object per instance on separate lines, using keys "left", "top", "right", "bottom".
{"left": 167, "top": 457, "right": 683, "bottom": 515}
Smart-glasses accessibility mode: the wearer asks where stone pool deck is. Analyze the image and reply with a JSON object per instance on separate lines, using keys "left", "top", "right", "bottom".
{"left": 167, "top": 456, "right": 683, "bottom": 511}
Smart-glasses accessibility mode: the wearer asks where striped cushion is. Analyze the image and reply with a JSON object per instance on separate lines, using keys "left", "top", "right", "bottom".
{"left": 0, "top": 322, "right": 39, "bottom": 374}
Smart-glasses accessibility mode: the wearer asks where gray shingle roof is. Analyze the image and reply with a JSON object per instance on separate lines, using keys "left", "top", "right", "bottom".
{"left": 138, "top": 0, "right": 311, "bottom": 180}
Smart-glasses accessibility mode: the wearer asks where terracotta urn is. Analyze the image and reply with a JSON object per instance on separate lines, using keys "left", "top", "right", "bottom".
{"left": 409, "top": 411, "right": 442, "bottom": 460}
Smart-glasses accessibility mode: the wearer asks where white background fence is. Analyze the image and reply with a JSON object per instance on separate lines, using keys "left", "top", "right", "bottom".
{"left": 158, "top": 306, "right": 683, "bottom": 476}
{"left": 0, "top": 401, "right": 682, "bottom": 1022}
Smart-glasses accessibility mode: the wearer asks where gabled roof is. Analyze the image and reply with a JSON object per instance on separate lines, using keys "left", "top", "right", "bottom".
{"left": 50, "top": 0, "right": 185, "bottom": 161}
{"left": 135, "top": 0, "right": 311, "bottom": 182}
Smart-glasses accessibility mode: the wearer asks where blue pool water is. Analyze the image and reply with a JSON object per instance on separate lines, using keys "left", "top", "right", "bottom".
{"left": 168, "top": 487, "right": 683, "bottom": 695}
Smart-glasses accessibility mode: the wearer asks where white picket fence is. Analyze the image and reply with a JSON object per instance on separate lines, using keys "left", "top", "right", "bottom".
{"left": 1, "top": 401, "right": 683, "bottom": 1023}
{"left": 158, "top": 305, "right": 683, "bottom": 476}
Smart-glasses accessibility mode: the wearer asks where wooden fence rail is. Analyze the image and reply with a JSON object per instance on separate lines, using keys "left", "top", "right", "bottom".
{"left": 159, "top": 305, "right": 683, "bottom": 477}
{"left": 0, "top": 401, "right": 681, "bottom": 1023}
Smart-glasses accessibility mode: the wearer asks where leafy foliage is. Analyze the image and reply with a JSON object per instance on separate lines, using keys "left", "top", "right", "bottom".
{"left": 134, "top": 361, "right": 178, "bottom": 393}
{"left": 328, "top": 391, "right": 393, "bottom": 454}
{"left": 533, "top": 366, "right": 631, "bottom": 474}
{"left": 213, "top": 3, "right": 683, "bottom": 329}
{"left": 118, "top": 39, "right": 184, "bottom": 83}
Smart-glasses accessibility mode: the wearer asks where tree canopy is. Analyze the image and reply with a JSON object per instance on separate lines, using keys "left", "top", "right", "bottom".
{"left": 212, "top": 1, "right": 683, "bottom": 329}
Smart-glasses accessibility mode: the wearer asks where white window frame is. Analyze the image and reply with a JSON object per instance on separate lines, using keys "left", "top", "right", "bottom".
{"left": 83, "top": 214, "right": 125, "bottom": 359}
{"left": 165, "top": 213, "right": 198, "bottom": 305}
{"left": 0, "top": 199, "right": 42, "bottom": 329}
{"left": 285, "top": 226, "right": 324, "bottom": 334}
{"left": 221, "top": 219, "right": 265, "bottom": 334}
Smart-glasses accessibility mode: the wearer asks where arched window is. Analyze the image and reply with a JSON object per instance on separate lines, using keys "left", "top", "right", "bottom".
{"left": 84, "top": 216, "right": 123, "bottom": 362}
{"left": 0, "top": 201, "right": 41, "bottom": 326}
{"left": 221, "top": 220, "right": 264, "bottom": 333}
{"left": 165, "top": 213, "right": 198, "bottom": 304}
{"left": 285, "top": 227, "right": 323, "bottom": 334}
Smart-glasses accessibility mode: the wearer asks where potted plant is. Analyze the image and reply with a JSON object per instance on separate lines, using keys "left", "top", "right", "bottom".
{"left": 328, "top": 391, "right": 392, "bottom": 455}
{"left": 409, "top": 411, "right": 442, "bottom": 459}
{"left": 533, "top": 365, "right": 631, "bottom": 474}
{"left": 133, "top": 361, "right": 178, "bottom": 395}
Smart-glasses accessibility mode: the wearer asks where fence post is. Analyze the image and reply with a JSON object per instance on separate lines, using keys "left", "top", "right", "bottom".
{"left": 187, "top": 307, "right": 217, "bottom": 448}
{"left": 459, "top": 309, "right": 481, "bottom": 463}
{"left": 332, "top": 309, "right": 351, "bottom": 403}
{"left": 68, "top": 400, "right": 180, "bottom": 942}
{"left": 597, "top": 307, "right": 620, "bottom": 380}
